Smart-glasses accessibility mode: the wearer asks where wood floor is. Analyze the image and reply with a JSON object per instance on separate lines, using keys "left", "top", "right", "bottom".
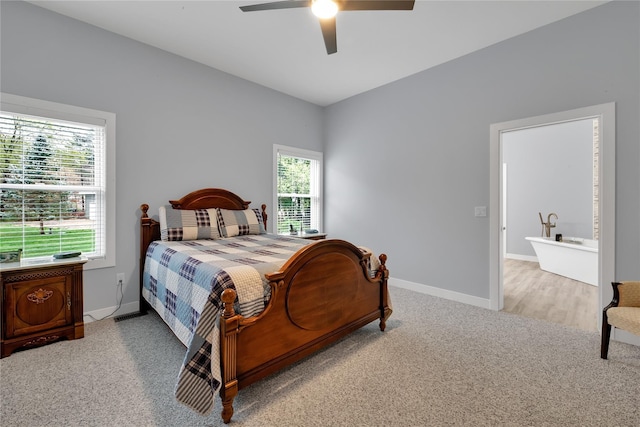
{"left": 502, "top": 258, "right": 598, "bottom": 332}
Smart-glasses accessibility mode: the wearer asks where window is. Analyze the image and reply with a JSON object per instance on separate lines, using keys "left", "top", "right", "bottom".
{"left": 0, "top": 93, "right": 115, "bottom": 269}
{"left": 273, "top": 145, "right": 323, "bottom": 235}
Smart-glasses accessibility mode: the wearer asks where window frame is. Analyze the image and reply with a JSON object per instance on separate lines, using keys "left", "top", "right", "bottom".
{"left": 272, "top": 144, "right": 323, "bottom": 235}
{"left": 0, "top": 93, "right": 115, "bottom": 270}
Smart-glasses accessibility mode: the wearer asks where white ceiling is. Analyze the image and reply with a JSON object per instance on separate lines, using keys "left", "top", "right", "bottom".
{"left": 28, "top": 1, "right": 607, "bottom": 106}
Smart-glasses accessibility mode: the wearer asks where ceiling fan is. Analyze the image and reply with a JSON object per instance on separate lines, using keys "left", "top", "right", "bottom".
{"left": 240, "top": 0, "right": 415, "bottom": 55}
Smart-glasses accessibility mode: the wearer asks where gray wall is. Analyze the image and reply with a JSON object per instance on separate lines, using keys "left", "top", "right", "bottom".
{"left": 1, "top": 1, "right": 638, "bottom": 313}
{"left": 503, "top": 119, "right": 595, "bottom": 257}
{"left": 324, "top": 1, "right": 639, "bottom": 299}
{"left": 1, "top": 1, "right": 323, "bottom": 315}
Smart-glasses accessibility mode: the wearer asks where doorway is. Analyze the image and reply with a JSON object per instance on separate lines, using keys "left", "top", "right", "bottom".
{"left": 489, "top": 103, "right": 616, "bottom": 332}
{"left": 501, "top": 118, "right": 598, "bottom": 329}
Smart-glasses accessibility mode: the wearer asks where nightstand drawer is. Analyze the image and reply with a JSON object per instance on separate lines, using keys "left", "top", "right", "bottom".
{"left": 5, "top": 275, "right": 72, "bottom": 338}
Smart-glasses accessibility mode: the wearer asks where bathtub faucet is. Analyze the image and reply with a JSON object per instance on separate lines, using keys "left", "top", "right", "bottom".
{"left": 539, "top": 212, "right": 558, "bottom": 238}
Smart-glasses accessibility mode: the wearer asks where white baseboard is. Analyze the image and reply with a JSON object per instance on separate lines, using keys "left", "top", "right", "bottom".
{"left": 505, "top": 253, "right": 538, "bottom": 262}
{"left": 83, "top": 301, "right": 140, "bottom": 323}
{"left": 389, "top": 277, "right": 492, "bottom": 310}
{"left": 612, "top": 329, "right": 640, "bottom": 346}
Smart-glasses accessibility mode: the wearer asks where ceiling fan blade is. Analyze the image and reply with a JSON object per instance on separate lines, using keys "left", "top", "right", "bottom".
{"left": 240, "top": 0, "right": 312, "bottom": 12}
{"left": 319, "top": 17, "right": 337, "bottom": 55}
{"left": 240, "top": 0, "right": 414, "bottom": 55}
{"left": 340, "top": 0, "right": 415, "bottom": 11}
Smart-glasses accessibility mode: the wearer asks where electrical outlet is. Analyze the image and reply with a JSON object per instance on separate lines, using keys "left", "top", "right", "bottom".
{"left": 474, "top": 206, "right": 487, "bottom": 217}
{"left": 116, "top": 273, "right": 125, "bottom": 287}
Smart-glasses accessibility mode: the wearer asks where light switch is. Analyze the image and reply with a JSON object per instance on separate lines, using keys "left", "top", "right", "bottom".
{"left": 474, "top": 206, "right": 487, "bottom": 217}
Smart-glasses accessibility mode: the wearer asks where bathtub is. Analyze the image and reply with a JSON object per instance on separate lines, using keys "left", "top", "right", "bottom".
{"left": 525, "top": 237, "right": 598, "bottom": 286}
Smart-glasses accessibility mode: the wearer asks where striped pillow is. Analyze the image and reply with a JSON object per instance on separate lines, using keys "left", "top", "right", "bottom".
{"left": 159, "top": 206, "right": 221, "bottom": 241}
{"left": 216, "top": 208, "right": 266, "bottom": 237}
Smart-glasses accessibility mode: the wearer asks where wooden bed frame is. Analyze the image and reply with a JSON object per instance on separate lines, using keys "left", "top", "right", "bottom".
{"left": 139, "top": 188, "right": 390, "bottom": 423}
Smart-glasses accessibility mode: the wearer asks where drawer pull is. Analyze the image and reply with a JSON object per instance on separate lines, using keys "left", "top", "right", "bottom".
{"left": 27, "top": 288, "right": 53, "bottom": 304}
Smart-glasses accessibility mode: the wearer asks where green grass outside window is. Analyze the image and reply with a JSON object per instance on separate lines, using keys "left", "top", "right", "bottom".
{"left": 0, "top": 224, "right": 94, "bottom": 258}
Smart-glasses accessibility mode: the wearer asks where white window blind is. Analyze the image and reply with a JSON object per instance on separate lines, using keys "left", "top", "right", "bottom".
{"left": 1, "top": 95, "right": 113, "bottom": 266}
{"left": 273, "top": 145, "right": 323, "bottom": 235}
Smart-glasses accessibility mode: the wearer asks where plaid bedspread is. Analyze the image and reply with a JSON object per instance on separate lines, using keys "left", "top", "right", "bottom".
{"left": 142, "top": 234, "right": 310, "bottom": 415}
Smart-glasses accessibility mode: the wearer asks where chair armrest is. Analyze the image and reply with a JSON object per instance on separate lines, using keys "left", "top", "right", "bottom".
{"left": 614, "top": 281, "right": 640, "bottom": 308}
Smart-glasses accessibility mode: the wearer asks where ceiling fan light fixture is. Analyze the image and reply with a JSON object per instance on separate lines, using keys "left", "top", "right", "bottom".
{"left": 311, "top": 0, "right": 338, "bottom": 19}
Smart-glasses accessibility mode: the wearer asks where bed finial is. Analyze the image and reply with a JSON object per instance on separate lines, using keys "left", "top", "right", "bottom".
{"left": 141, "top": 203, "right": 150, "bottom": 218}
{"left": 378, "top": 253, "right": 387, "bottom": 267}
{"left": 377, "top": 253, "right": 389, "bottom": 280}
{"left": 221, "top": 289, "right": 237, "bottom": 318}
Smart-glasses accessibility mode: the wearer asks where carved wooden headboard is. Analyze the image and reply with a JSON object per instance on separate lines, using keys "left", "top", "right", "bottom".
{"left": 139, "top": 188, "right": 268, "bottom": 311}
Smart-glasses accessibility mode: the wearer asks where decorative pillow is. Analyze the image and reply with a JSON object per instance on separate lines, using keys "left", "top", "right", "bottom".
{"left": 216, "top": 208, "right": 266, "bottom": 237}
{"left": 159, "top": 206, "right": 221, "bottom": 241}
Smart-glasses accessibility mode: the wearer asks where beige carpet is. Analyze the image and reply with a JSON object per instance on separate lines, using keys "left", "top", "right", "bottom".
{"left": 1, "top": 286, "right": 639, "bottom": 426}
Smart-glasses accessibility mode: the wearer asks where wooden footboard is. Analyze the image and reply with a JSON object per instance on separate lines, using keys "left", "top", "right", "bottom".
{"left": 219, "top": 239, "right": 390, "bottom": 423}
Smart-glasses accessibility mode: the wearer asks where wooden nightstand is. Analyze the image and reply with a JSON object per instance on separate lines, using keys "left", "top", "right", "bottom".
{"left": 1, "top": 257, "right": 87, "bottom": 358}
{"left": 289, "top": 232, "right": 327, "bottom": 241}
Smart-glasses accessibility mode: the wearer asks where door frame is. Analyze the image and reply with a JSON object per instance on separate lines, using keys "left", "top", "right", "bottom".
{"left": 489, "top": 103, "right": 616, "bottom": 332}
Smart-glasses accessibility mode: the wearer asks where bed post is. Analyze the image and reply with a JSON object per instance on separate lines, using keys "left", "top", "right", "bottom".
{"left": 261, "top": 204, "right": 268, "bottom": 230}
{"left": 378, "top": 254, "right": 391, "bottom": 331}
{"left": 140, "top": 204, "right": 160, "bottom": 313}
{"left": 219, "top": 288, "right": 239, "bottom": 424}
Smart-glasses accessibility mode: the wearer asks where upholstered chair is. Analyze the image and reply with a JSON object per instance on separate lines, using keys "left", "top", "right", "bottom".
{"left": 601, "top": 281, "right": 640, "bottom": 359}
